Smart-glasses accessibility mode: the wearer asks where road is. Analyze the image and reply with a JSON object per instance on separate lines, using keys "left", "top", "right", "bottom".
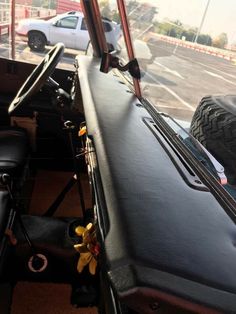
{"left": 1, "top": 37, "right": 236, "bottom": 122}
{"left": 138, "top": 40, "right": 236, "bottom": 121}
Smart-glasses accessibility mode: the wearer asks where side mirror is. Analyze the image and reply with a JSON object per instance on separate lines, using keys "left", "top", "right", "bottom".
{"left": 52, "top": 21, "right": 57, "bottom": 26}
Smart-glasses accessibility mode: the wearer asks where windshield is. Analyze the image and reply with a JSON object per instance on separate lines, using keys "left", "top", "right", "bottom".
{"left": 98, "top": 0, "right": 236, "bottom": 122}
{"left": 1, "top": 0, "right": 236, "bottom": 193}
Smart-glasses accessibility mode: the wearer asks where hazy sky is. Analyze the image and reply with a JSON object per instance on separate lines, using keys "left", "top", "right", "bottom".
{"left": 107, "top": 0, "right": 236, "bottom": 42}
{"left": 138, "top": 0, "right": 236, "bottom": 42}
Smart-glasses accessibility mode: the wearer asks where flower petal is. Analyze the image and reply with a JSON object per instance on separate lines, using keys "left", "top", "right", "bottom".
{"left": 89, "top": 257, "right": 97, "bottom": 275}
{"left": 75, "top": 226, "right": 85, "bottom": 236}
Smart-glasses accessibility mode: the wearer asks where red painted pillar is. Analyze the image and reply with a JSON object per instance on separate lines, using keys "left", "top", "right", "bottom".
{"left": 11, "top": 0, "right": 16, "bottom": 59}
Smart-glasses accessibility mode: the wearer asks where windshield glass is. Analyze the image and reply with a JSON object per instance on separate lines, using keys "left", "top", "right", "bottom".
{"left": 98, "top": 0, "right": 236, "bottom": 122}
{"left": 0, "top": 0, "right": 85, "bottom": 70}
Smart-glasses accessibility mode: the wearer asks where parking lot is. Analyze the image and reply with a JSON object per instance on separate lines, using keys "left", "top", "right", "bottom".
{"left": 138, "top": 40, "right": 236, "bottom": 121}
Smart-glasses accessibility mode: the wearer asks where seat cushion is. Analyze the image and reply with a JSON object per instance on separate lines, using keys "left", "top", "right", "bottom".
{"left": 0, "top": 127, "right": 29, "bottom": 175}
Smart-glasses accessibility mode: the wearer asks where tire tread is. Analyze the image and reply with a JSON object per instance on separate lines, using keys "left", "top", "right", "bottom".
{"left": 190, "top": 95, "right": 236, "bottom": 181}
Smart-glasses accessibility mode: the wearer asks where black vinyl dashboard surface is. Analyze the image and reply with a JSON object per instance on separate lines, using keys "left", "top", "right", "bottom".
{"left": 78, "top": 55, "right": 236, "bottom": 313}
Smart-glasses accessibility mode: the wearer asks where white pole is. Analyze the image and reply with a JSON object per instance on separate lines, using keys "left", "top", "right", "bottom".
{"left": 194, "top": 0, "right": 211, "bottom": 43}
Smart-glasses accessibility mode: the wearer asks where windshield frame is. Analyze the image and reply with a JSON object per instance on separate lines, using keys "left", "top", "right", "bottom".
{"left": 116, "top": 0, "right": 141, "bottom": 98}
{"left": 82, "top": 0, "right": 142, "bottom": 98}
{"left": 81, "top": 0, "right": 108, "bottom": 57}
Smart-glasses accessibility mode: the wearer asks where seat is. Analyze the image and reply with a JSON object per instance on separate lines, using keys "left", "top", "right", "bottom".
{"left": 0, "top": 125, "right": 29, "bottom": 226}
{"left": 0, "top": 127, "right": 29, "bottom": 178}
{"left": 0, "top": 127, "right": 29, "bottom": 278}
{"left": 0, "top": 190, "right": 10, "bottom": 242}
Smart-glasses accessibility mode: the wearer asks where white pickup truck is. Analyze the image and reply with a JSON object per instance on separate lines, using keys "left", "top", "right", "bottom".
{"left": 16, "top": 11, "right": 121, "bottom": 52}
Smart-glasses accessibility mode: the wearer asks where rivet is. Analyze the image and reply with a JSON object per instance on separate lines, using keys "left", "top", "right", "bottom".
{"left": 149, "top": 302, "right": 160, "bottom": 311}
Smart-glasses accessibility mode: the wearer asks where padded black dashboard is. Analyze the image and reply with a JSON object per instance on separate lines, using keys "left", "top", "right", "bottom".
{"left": 78, "top": 56, "right": 236, "bottom": 313}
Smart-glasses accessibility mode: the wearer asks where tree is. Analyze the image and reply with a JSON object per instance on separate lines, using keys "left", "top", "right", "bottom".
{"left": 156, "top": 21, "right": 182, "bottom": 38}
{"left": 109, "top": 11, "right": 119, "bottom": 23}
{"left": 212, "top": 32, "right": 228, "bottom": 49}
{"left": 99, "top": 0, "right": 122, "bottom": 23}
{"left": 197, "top": 34, "right": 212, "bottom": 46}
{"left": 139, "top": 6, "right": 157, "bottom": 22}
{"left": 127, "top": 1, "right": 157, "bottom": 23}
{"left": 100, "top": 0, "right": 112, "bottom": 19}
{"left": 182, "top": 29, "right": 196, "bottom": 42}
{"left": 173, "top": 19, "right": 182, "bottom": 27}
{"left": 127, "top": 0, "right": 139, "bottom": 16}
{"left": 155, "top": 20, "right": 212, "bottom": 46}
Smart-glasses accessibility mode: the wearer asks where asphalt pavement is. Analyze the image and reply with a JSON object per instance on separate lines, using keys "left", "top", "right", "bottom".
{"left": 139, "top": 40, "right": 236, "bottom": 121}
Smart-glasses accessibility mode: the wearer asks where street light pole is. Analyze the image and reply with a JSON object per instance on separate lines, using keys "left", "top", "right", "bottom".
{"left": 194, "top": 0, "right": 211, "bottom": 43}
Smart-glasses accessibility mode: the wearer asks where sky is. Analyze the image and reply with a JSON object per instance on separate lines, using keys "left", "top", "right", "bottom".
{"left": 137, "top": 0, "right": 236, "bottom": 43}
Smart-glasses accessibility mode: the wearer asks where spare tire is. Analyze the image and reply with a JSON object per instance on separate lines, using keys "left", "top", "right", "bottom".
{"left": 190, "top": 95, "right": 236, "bottom": 183}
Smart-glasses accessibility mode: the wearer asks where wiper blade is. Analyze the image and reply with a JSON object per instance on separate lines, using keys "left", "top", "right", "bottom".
{"left": 159, "top": 112, "right": 227, "bottom": 185}
{"left": 196, "top": 140, "right": 227, "bottom": 185}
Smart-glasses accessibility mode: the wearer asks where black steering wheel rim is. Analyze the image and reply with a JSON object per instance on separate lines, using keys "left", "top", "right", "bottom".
{"left": 8, "top": 43, "right": 65, "bottom": 115}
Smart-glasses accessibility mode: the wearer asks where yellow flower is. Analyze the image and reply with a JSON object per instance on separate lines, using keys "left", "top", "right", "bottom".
{"left": 74, "top": 223, "right": 99, "bottom": 275}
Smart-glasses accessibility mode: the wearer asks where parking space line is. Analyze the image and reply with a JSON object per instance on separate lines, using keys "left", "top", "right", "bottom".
{"left": 204, "top": 70, "right": 236, "bottom": 86}
{"left": 144, "top": 72, "right": 195, "bottom": 111}
{"left": 154, "top": 61, "right": 185, "bottom": 79}
{"left": 176, "top": 52, "right": 236, "bottom": 80}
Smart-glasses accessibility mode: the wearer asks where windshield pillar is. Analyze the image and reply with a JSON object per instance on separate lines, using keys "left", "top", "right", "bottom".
{"left": 10, "top": 0, "right": 16, "bottom": 59}
{"left": 81, "top": 0, "right": 108, "bottom": 57}
{"left": 116, "top": 0, "right": 141, "bottom": 98}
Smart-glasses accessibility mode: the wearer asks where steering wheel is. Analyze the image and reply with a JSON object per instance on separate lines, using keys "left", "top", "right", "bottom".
{"left": 8, "top": 43, "right": 65, "bottom": 115}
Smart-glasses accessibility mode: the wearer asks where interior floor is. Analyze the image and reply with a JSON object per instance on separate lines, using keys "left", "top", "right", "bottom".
{"left": 12, "top": 282, "right": 97, "bottom": 314}
{"left": 10, "top": 169, "right": 96, "bottom": 314}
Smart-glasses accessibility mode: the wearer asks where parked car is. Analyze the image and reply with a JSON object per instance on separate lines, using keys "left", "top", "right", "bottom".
{"left": 16, "top": 11, "right": 121, "bottom": 52}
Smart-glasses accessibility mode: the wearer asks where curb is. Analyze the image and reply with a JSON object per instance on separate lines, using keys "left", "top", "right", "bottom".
{"left": 160, "top": 36, "right": 235, "bottom": 61}
{"left": 145, "top": 32, "right": 236, "bottom": 62}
